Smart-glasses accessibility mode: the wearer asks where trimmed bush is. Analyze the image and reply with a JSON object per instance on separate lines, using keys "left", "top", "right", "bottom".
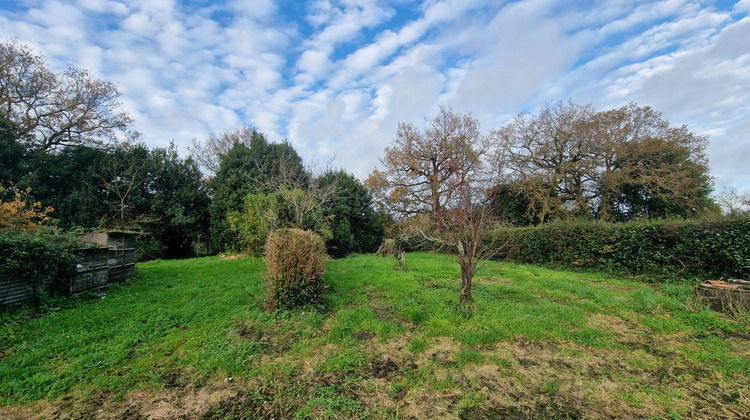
{"left": 492, "top": 217, "right": 750, "bottom": 281}
{"left": 263, "top": 228, "right": 327, "bottom": 311}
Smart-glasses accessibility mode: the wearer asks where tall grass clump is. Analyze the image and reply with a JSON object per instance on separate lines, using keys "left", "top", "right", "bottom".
{"left": 263, "top": 228, "right": 327, "bottom": 311}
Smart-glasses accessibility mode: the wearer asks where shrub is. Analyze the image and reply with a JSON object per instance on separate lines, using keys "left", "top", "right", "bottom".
{"left": 492, "top": 216, "right": 750, "bottom": 281}
{"left": 227, "top": 193, "right": 278, "bottom": 256}
{"left": 0, "top": 230, "right": 89, "bottom": 299}
{"left": 263, "top": 228, "right": 327, "bottom": 311}
{"left": 0, "top": 185, "right": 54, "bottom": 231}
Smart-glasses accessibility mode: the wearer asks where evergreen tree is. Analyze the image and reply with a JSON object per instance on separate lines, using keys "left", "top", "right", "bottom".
{"left": 209, "top": 131, "right": 303, "bottom": 252}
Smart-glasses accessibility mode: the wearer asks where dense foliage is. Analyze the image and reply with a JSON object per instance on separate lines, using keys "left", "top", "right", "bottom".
{"left": 227, "top": 193, "right": 278, "bottom": 256}
{"left": 319, "top": 170, "right": 385, "bottom": 258}
{"left": 209, "top": 134, "right": 304, "bottom": 252}
{"left": 1, "top": 133, "right": 209, "bottom": 260}
{"left": 0, "top": 185, "right": 53, "bottom": 230}
{"left": 493, "top": 217, "right": 750, "bottom": 280}
{"left": 0, "top": 230, "right": 89, "bottom": 297}
{"left": 263, "top": 228, "right": 327, "bottom": 311}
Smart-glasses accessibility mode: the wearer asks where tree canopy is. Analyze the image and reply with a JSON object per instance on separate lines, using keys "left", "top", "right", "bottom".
{"left": 208, "top": 131, "right": 304, "bottom": 252}
{"left": 320, "top": 170, "right": 385, "bottom": 258}
{"left": 366, "top": 106, "right": 489, "bottom": 216}
{"left": 493, "top": 101, "right": 715, "bottom": 223}
{"left": 0, "top": 40, "right": 131, "bottom": 151}
{"left": 1, "top": 134, "right": 209, "bottom": 260}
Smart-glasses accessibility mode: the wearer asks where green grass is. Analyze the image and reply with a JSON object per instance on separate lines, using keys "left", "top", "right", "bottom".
{"left": 1, "top": 252, "right": 749, "bottom": 418}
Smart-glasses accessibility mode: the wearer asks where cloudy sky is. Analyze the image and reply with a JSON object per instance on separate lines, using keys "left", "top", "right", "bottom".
{"left": 2, "top": 0, "right": 749, "bottom": 192}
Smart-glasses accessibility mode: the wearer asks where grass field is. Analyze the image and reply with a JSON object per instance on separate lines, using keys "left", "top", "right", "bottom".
{"left": 1, "top": 253, "right": 749, "bottom": 419}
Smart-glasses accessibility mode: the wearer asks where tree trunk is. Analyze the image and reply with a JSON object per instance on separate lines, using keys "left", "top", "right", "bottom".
{"left": 459, "top": 260, "right": 473, "bottom": 303}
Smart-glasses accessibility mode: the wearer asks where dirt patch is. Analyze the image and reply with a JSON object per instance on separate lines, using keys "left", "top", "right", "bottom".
{"left": 1, "top": 402, "right": 55, "bottom": 419}
{"left": 372, "top": 306, "right": 392, "bottom": 321}
{"left": 353, "top": 330, "right": 375, "bottom": 340}
{"left": 469, "top": 338, "right": 750, "bottom": 419}
{"left": 370, "top": 357, "right": 400, "bottom": 379}
{"left": 588, "top": 313, "right": 639, "bottom": 336}
{"left": 235, "top": 322, "right": 295, "bottom": 354}
{"left": 162, "top": 368, "right": 191, "bottom": 388}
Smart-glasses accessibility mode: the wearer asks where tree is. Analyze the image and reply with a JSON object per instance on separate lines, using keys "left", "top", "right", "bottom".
{"left": 715, "top": 187, "right": 750, "bottom": 216}
{"left": 368, "top": 108, "right": 501, "bottom": 302}
{"left": 0, "top": 40, "right": 131, "bottom": 151}
{"left": 0, "top": 127, "right": 210, "bottom": 260}
{"left": 0, "top": 119, "right": 28, "bottom": 185}
{"left": 142, "top": 144, "right": 210, "bottom": 259}
{"left": 100, "top": 144, "right": 148, "bottom": 225}
{"left": 189, "top": 125, "right": 258, "bottom": 177}
{"left": 366, "top": 106, "right": 488, "bottom": 216}
{"left": 494, "top": 101, "right": 715, "bottom": 223}
{"left": 271, "top": 159, "right": 340, "bottom": 234}
{"left": 488, "top": 183, "right": 536, "bottom": 226}
{"left": 431, "top": 149, "right": 504, "bottom": 302}
{"left": 27, "top": 145, "right": 110, "bottom": 229}
{"left": 319, "top": 170, "right": 385, "bottom": 258}
{"left": 0, "top": 184, "right": 54, "bottom": 231}
{"left": 492, "top": 101, "right": 597, "bottom": 223}
{"left": 209, "top": 132, "right": 304, "bottom": 252}
{"left": 588, "top": 104, "right": 714, "bottom": 220}
{"left": 96, "top": 143, "right": 210, "bottom": 259}
{"left": 602, "top": 137, "right": 715, "bottom": 220}
{"left": 227, "top": 193, "right": 279, "bottom": 256}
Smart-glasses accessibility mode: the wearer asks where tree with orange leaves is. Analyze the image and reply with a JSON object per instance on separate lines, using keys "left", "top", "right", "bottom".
{"left": 0, "top": 184, "right": 54, "bottom": 230}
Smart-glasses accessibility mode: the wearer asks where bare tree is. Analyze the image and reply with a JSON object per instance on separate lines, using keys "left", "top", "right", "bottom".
{"left": 368, "top": 107, "right": 504, "bottom": 302}
{"left": 714, "top": 186, "right": 750, "bottom": 216}
{"left": 100, "top": 146, "right": 146, "bottom": 227}
{"left": 271, "top": 157, "right": 340, "bottom": 233}
{"left": 0, "top": 40, "right": 131, "bottom": 150}
{"left": 492, "top": 101, "right": 597, "bottom": 223}
{"left": 432, "top": 160, "right": 504, "bottom": 302}
{"left": 189, "top": 126, "right": 258, "bottom": 176}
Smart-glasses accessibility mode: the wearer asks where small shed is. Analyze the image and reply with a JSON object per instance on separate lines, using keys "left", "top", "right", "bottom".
{"left": 78, "top": 231, "right": 137, "bottom": 249}
{"left": 72, "top": 247, "right": 110, "bottom": 294}
{"left": 78, "top": 231, "right": 137, "bottom": 282}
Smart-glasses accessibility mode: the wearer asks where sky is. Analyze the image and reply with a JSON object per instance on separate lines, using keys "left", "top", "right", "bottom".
{"left": 1, "top": 0, "right": 749, "bottom": 193}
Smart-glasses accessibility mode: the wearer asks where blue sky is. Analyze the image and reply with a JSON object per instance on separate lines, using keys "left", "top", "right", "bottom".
{"left": 2, "top": 0, "right": 749, "bottom": 193}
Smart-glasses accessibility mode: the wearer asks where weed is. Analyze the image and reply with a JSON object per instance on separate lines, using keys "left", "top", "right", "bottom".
{"left": 408, "top": 336, "right": 429, "bottom": 353}
{"left": 541, "top": 381, "right": 559, "bottom": 394}
{"left": 458, "top": 349, "right": 484, "bottom": 366}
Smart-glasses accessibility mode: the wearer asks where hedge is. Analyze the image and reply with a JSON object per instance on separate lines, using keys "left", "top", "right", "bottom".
{"left": 492, "top": 217, "right": 750, "bottom": 280}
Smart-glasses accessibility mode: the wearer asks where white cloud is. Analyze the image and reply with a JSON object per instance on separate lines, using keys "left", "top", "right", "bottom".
{"left": 298, "top": 49, "right": 331, "bottom": 78}
{"left": 77, "top": 0, "right": 129, "bottom": 15}
{"left": 1, "top": 0, "right": 748, "bottom": 192}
